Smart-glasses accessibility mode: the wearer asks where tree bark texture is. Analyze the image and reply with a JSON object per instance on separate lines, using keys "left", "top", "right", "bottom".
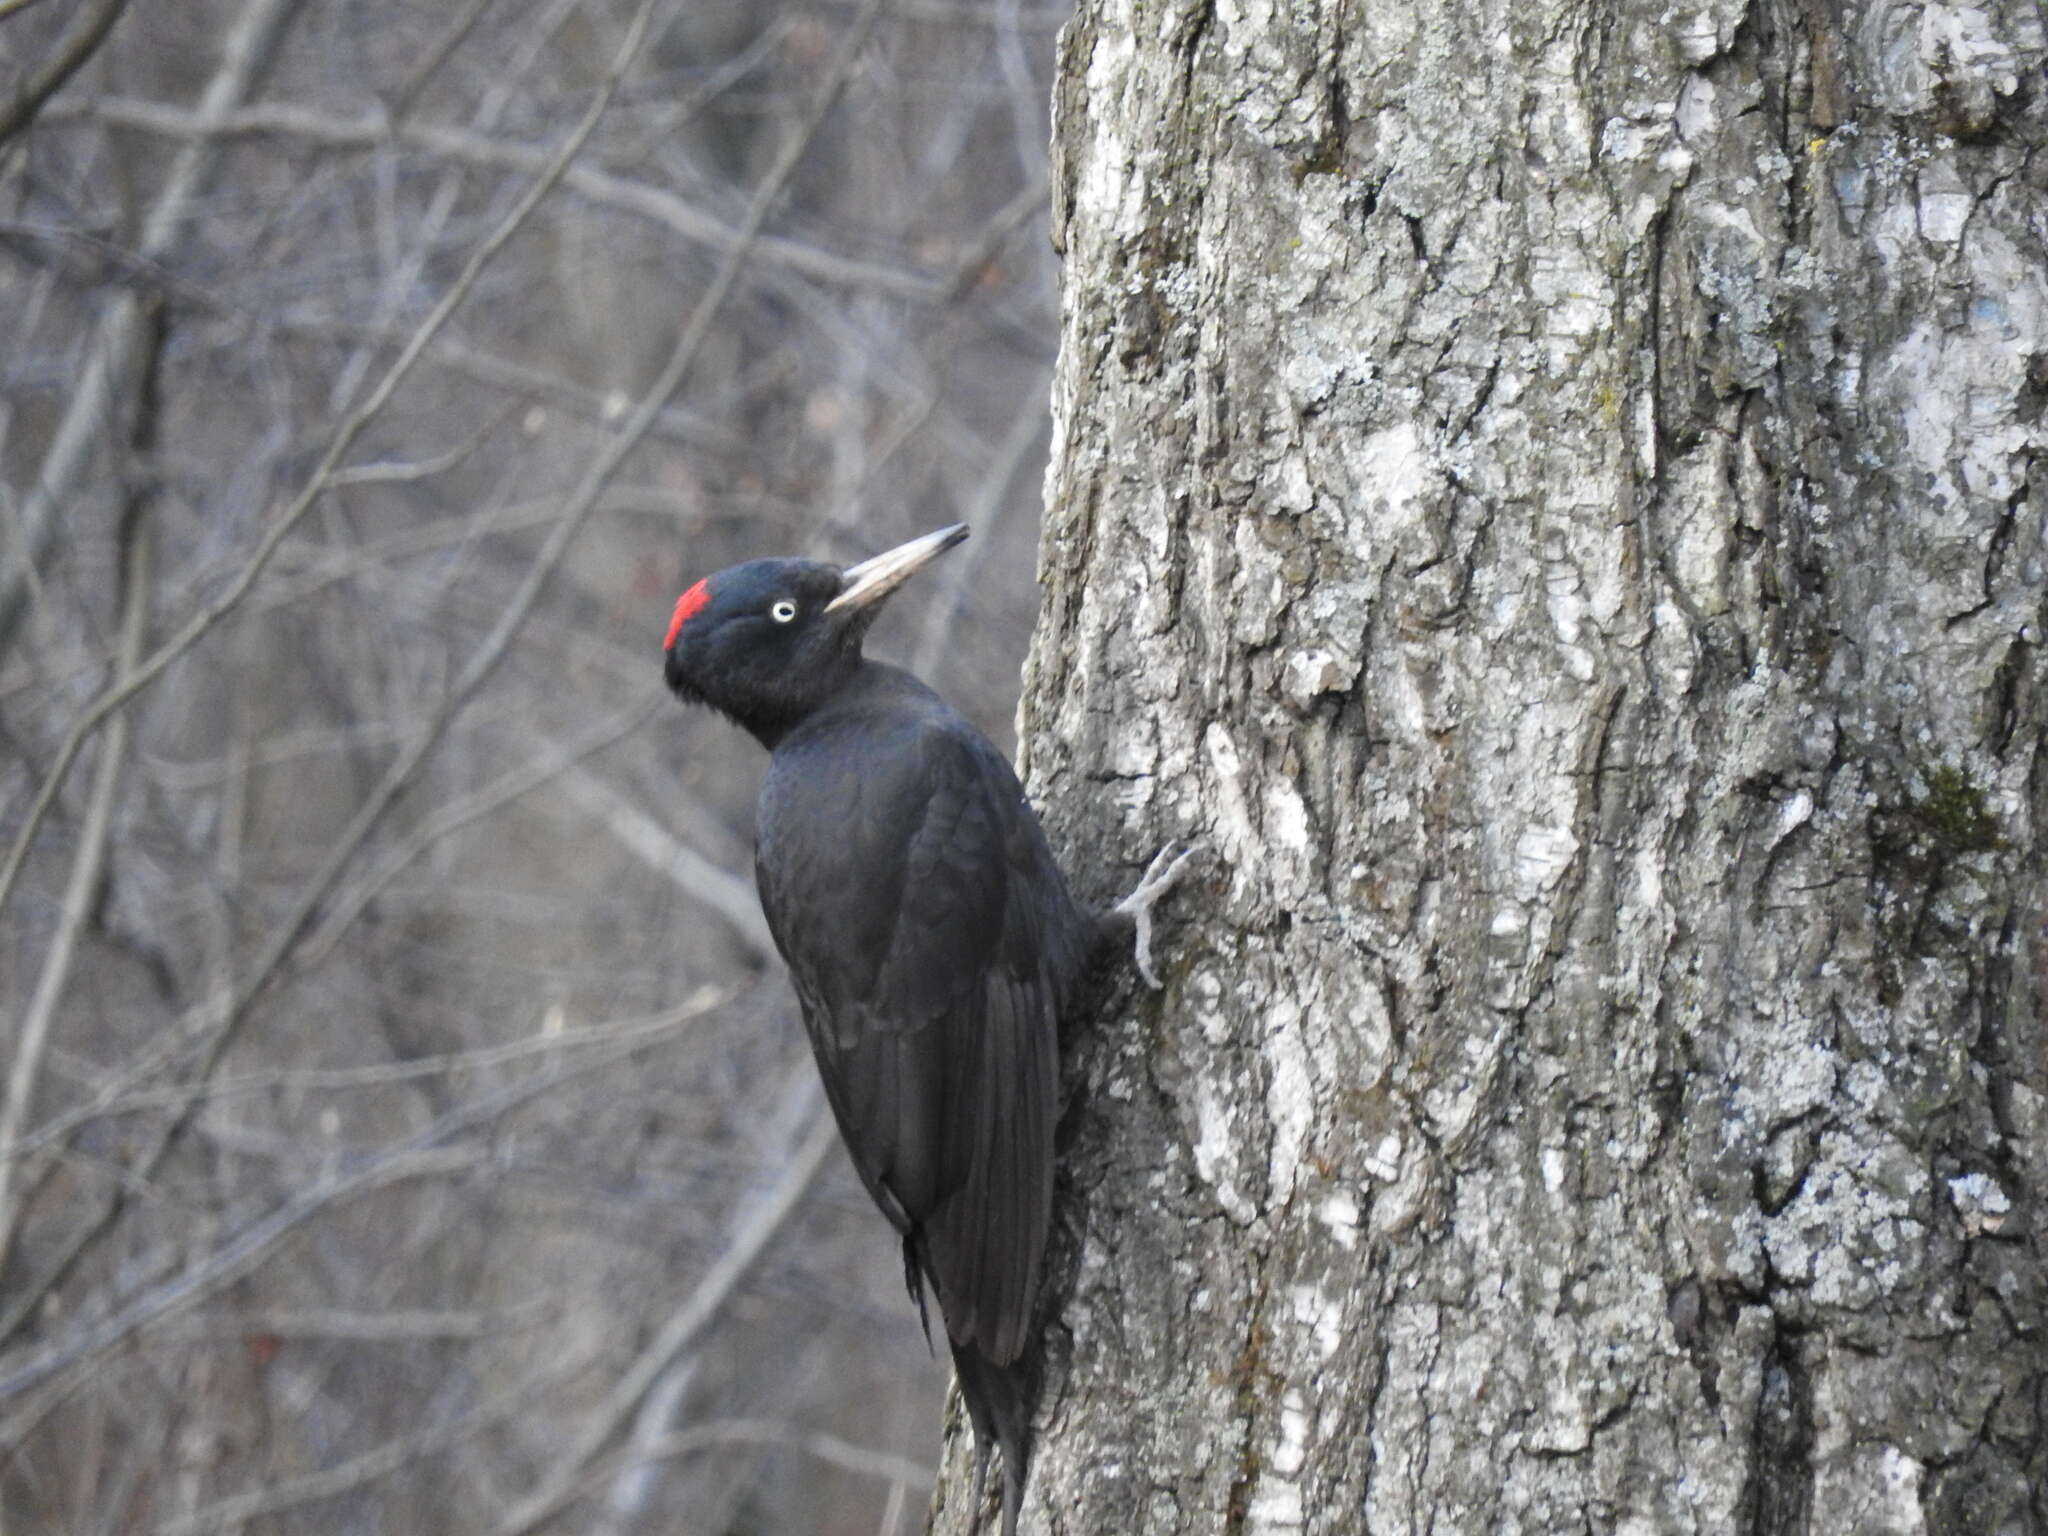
{"left": 942, "top": 0, "right": 2048, "bottom": 1529}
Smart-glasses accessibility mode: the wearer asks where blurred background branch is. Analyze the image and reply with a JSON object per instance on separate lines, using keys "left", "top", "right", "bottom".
{"left": 0, "top": 0, "right": 1066, "bottom": 1529}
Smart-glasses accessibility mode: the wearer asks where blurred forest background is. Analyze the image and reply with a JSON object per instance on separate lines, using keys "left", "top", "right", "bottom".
{"left": 0, "top": 1, "right": 1067, "bottom": 1530}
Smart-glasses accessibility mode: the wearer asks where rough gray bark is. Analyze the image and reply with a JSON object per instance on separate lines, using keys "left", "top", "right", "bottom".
{"left": 933, "top": 0, "right": 2048, "bottom": 1529}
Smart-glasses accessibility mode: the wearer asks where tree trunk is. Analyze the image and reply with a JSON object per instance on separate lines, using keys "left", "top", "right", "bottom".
{"left": 936, "top": 0, "right": 2047, "bottom": 1529}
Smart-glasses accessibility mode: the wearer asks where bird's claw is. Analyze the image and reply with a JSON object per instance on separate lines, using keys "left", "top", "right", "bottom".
{"left": 1111, "top": 841, "right": 1204, "bottom": 990}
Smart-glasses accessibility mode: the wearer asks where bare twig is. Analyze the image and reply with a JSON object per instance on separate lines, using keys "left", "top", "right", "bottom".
{"left": 0, "top": 989, "right": 730, "bottom": 1169}
{"left": 0, "top": 0, "right": 133, "bottom": 147}
{"left": 940, "top": 172, "right": 1051, "bottom": 302}
{"left": 492, "top": 1109, "right": 841, "bottom": 1536}
{"left": 323, "top": 0, "right": 585, "bottom": 414}
{"left": 152, "top": 1402, "right": 923, "bottom": 1536}
{"left": 75, "top": 97, "right": 945, "bottom": 300}
{"left": 0, "top": 482, "right": 750, "bottom": 707}
{"left": 162, "top": 1300, "right": 552, "bottom": 1344}
{"left": 383, "top": 0, "right": 500, "bottom": 123}
{"left": 0, "top": 1010, "right": 678, "bottom": 1430}
{"left": 597, "top": 1350, "right": 698, "bottom": 1533}
{"left": 824, "top": 0, "right": 1064, "bottom": 24}
{"left": 292, "top": 688, "right": 667, "bottom": 970}
{"left": 878, "top": 1478, "right": 910, "bottom": 1536}
{"left": 134, "top": 696, "right": 525, "bottom": 787}
{"left": 555, "top": 766, "right": 774, "bottom": 958}
{"left": 273, "top": 316, "right": 733, "bottom": 448}
{"left": 0, "top": 0, "right": 298, "bottom": 648}
{"left": 544, "top": 1417, "right": 935, "bottom": 1525}
{"left": 321, "top": 401, "right": 515, "bottom": 486}
{"left": 0, "top": 1144, "right": 485, "bottom": 1425}
{"left": 0, "top": 446, "right": 152, "bottom": 1272}
{"left": 0, "top": 0, "right": 649, "bottom": 930}
{"left": 0, "top": 0, "right": 665, "bottom": 1339}
{"left": 912, "top": 382, "right": 1048, "bottom": 680}
{"left": 149, "top": 1358, "right": 580, "bottom": 1536}
{"left": 0, "top": 218, "right": 227, "bottom": 307}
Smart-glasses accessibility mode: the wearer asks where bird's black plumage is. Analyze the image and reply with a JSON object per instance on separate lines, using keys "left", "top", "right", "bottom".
{"left": 663, "top": 526, "right": 1095, "bottom": 1535}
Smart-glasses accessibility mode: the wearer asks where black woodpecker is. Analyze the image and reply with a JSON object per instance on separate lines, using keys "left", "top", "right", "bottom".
{"left": 661, "top": 524, "right": 1193, "bottom": 1535}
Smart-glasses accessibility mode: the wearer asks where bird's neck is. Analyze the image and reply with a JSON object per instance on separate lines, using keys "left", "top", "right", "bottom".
{"left": 713, "top": 648, "right": 871, "bottom": 749}
{"left": 750, "top": 660, "right": 932, "bottom": 752}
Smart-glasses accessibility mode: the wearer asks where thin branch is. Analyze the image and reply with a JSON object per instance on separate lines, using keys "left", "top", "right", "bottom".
{"left": 912, "top": 380, "right": 1048, "bottom": 679}
{"left": 492, "top": 1111, "right": 842, "bottom": 1536}
{"left": 321, "top": 401, "right": 514, "bottom": 486}
{"left": 0, "top": 218, "right": 227, "bottom": 308}
{"left": 0, "top": 0, "right": 299, "bottom": 649}
{"left": 644, "top": 1421, "right": 933, "bottom": 1494}
{"left": 321, "top": 0, "right": 585, "bottom": 415}
{"left": 75, "top": 97, "right": 946, "bottom": 301}
{"left": 0, "top": 989, "right": 729, "bottom": 1169}
{"left": 383, "top": 0, "right": 500, "bottom": 123}
{"left": 151, "top": 1403, "right": 923, "bottom": 1536}
{"left": 0, "top": 0, "right": 648, "bottom": 932}
{"left": 0, "top": 1144, "right": 485, "bottom": 1426}
{"left": 140, "top": 695, "right": 525, "bottom": 785}
{"left": 273, "top": 316, "right": 734, "bottom": 449}
{"left": 0, "top": 1012, "right": 670, "bottom": 1430}
{"left": 941, "top": 170, "right": 1049, "bottom": 302}
{"left": 554, "top": 766, "right": 775, "bottom": 959}
{"left": 0, "top": 478, "right": 781, "bottom": 709}
{"left": 291, "top": 688, "right": 667, "bottom": 971}
{"left": 0, "top": 448, "right": 151, "bottom": 1273}
{"left": 824, "top": 0, "right": 1065, "bottom": 25}
{"left": 598, "top": 1350, "right": 697, "bottom": 1532}
{"left": 542, "top": 1417, "right": 935, "bottom": 1525}
{"left": 0, "top": 0, "right": 133, "bottom": 147}
{"left": 161, "top": 1301, "right": 552, "bottom": 1344}
{"left": 149, "top": 1358, "right": 578, "bottom": 1536}
{"left": 0, "top": 0, "right": 665, "bottom": 1338}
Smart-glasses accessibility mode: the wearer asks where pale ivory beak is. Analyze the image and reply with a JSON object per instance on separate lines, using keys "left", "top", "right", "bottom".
{"left": 825, "top": 523, "right": 970, "bottom": 613}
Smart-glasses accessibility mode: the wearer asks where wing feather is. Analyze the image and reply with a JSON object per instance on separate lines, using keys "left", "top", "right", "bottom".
{"left": 756, "top": 704, "right": 1074, "bottom": 1363}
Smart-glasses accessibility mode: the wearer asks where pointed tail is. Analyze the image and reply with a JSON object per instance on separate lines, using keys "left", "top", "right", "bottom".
{"left": 948, "top": 1337, "right": 1037, "bottom": 1536}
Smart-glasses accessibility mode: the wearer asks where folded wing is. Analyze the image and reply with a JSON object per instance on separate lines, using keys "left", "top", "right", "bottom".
{"left": 758, "top": 715, "right": 1067, "bottom": 1365}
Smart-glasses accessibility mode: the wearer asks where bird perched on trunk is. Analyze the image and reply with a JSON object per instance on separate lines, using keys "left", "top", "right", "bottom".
{"left": 662, "top": 524, "right": 1192, "bottom": 1535}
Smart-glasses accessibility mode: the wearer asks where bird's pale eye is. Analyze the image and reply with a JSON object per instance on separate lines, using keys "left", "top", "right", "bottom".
{"left": 770, "top": 599, "right": 799, "bottom": 623}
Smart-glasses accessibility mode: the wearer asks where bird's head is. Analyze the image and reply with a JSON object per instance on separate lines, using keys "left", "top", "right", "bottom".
{"left": 662, "top": 523, "right": 968, "bottom": 744}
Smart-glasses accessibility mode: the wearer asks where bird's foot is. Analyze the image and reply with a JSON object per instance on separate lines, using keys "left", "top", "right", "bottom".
{"left": 1110, "top": 842, "right": 1203, "bottom": 990}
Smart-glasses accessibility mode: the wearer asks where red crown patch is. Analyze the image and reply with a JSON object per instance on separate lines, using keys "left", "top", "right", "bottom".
{"left": 665, "top": 579, "right": 710, "bottom": 648}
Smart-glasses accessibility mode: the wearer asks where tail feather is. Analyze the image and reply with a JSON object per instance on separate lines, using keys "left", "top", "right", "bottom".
{"left": 949, "top": 1338, "right": 1036, "bottom": 1536}
{"left": 903, "top": 1232, "right": 935, "bottom": 1355}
